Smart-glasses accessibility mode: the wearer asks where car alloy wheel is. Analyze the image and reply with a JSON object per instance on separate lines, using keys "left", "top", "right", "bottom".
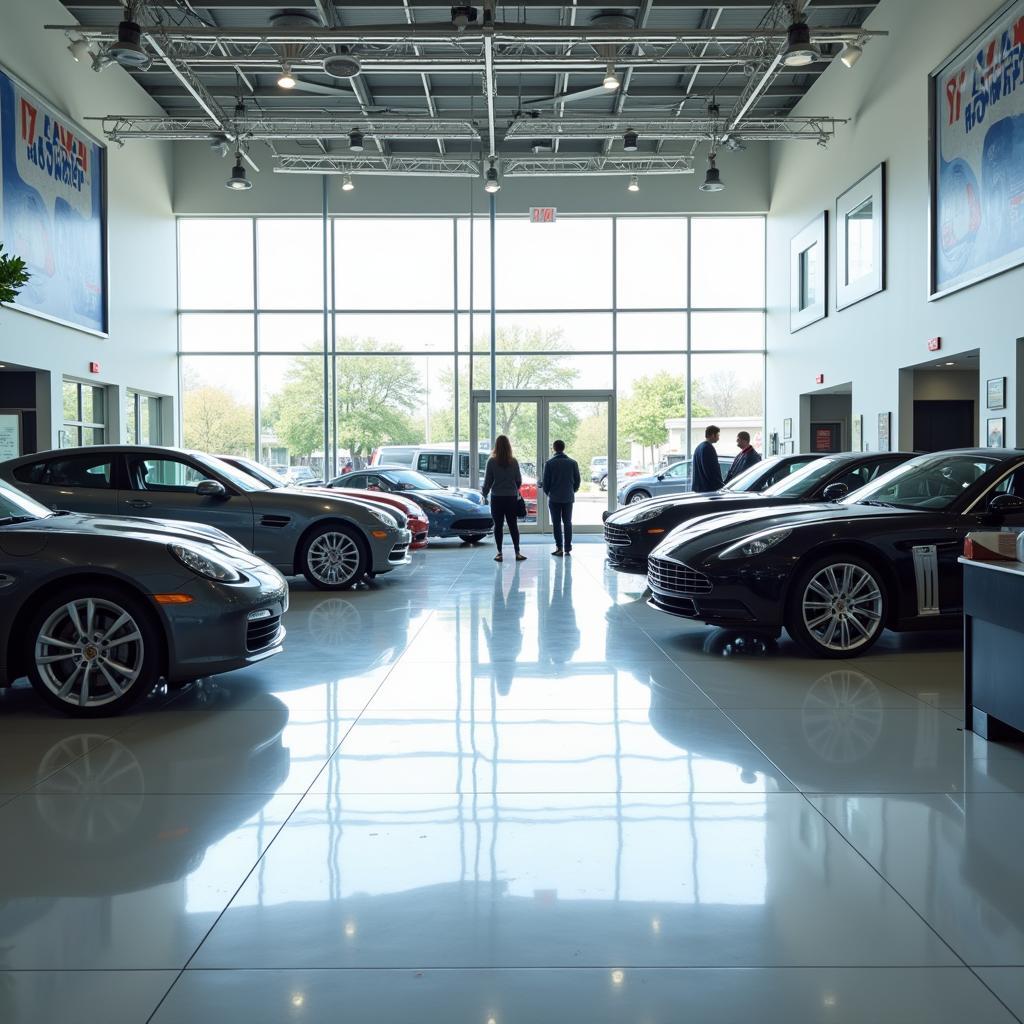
{"left": 800, "top": 562, "right": 884, "bottom": 654}
{"left": 33, "top": 598, "right": 147, "bottom": 710}
{"left": 306, "top": 529, "right": 363, "bottom": 587}
{"left": 628, "top": 490, "right": 650, "bottom": 504}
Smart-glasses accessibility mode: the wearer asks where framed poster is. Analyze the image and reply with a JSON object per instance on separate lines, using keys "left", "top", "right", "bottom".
{"left": 987, "top": 416, "right": 1007, "bottom": 447}
{"left": 0, "top": 411, "right": 21, "bottom": 460}
{"left": 790, "top": 212, "right": 828, "bottom": 331}
{"left": 987, "top": 376, "right": 1007, "bottom": 409}
{"left": 852, "top": 413, "right": 863, "bottom": 452}
{"left": 783, "top": 417, "right": 793, "bottom": 439}
{"left": 836, "top": 163, "right": 885, "bottom": 310}
{"left": 928, "top": 0, "right": 1024, "bottom": 299}
{"left": 811, "top": 421, "right": 842, "bottom": 453}
{"left": 878, "top": 412, "right": 891, "bottom": 452}
{"left": 0, "top": 63, "right": 108, "bottom": 335}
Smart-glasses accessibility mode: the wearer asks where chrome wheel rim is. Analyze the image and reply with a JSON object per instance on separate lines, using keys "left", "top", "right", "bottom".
{"left": 307, "top": 531, "right": 361, "bottom": 586}
{"left": 35, "top": 599, "right": 145, "bottom": 708}
{"left": 628, "top": 492, "right": 647, "bottom": 504}
{"left": 802, "top": 563, "right": 883, "bottom": 652}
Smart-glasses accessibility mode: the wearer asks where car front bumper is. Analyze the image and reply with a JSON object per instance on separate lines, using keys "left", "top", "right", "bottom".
{"left": 369, "top": 528, "right": 413, "bottom": 572}
{"left": 432, "top": 512, "right": 494, "bottom": 538}
{"left": 604, "top": 521, "right": 665, "bottom": 574}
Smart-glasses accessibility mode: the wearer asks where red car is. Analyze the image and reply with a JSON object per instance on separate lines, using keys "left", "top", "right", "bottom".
{"left": 215, "top": 456, "right": 430, "bottom": 549}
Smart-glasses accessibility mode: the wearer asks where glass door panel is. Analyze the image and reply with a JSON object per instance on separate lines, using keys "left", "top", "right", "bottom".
{"left": 471, "top": 394, "right": 542, "bottom": 528}
{"left": 545, "top": 398, "right": 612, "bottom": 529}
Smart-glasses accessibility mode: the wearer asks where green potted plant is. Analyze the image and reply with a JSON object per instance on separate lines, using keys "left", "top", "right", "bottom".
{"left": 0, "top": 243, "right": 30, "bottom": 305}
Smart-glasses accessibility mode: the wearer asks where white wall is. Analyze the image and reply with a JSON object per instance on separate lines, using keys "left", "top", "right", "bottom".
{"left": 173, "top": 138, "right": 769, "bottom": 216}
{"left": 766, "top": 0, "right": 1022, "bottom": 452}
{"left": 0, "top": 0, "right": 177, "bottom": 450}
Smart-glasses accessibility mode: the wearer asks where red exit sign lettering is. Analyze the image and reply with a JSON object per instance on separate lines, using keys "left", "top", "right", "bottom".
{"left": 927, "top": 337, "right": 941, "bottom": 352}
{"left": 530, "top": 207, "right": 557, "bottom": 223}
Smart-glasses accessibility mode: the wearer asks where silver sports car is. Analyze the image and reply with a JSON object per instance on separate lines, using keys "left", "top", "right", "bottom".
{"left": 0, "top": 480, "right": 286, "bottom": 716}
{"left": 0, "top": 446, "right": 412, "bottom": 591}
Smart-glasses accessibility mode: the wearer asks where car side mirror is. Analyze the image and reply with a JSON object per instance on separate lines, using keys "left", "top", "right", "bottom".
{"left": 822, "top": 482, "right": 849, "bottom": 502}
{"left": 656, "top": 474, "right": 665, "bottom": 481}
{"left": 196, "top": 479, "right": 227, "bottom": 498}
{"left": 988, "top": 492, "right": 1024, "bottom": 516}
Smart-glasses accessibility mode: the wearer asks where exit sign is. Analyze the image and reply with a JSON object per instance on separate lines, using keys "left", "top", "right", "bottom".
{"left": 815, "top": 373, "right": 825, "bottom": 384}
{"left": 927, "top": 336, "right": 941, "bottom": 352}
{"left": 530, "top": 207, "right": 557, "bottom": 223}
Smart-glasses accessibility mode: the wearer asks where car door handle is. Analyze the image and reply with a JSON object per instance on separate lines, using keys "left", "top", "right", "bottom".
{"left": 127, "top": 499, "right": 152, "bottom": 510}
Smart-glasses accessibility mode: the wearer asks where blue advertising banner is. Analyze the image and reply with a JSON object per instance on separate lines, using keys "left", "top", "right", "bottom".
{"left": 0, "top": 66, "right": 107, "bottom": 334}
{"left": 930, "top": 0, "right": 1024, "bottom": 298}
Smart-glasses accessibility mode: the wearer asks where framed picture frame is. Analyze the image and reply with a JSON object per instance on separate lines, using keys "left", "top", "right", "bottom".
{"left": 811, "top": 421, "right": 842, "bottom": 453}
{"left": 790, "top": 212, "right": 827, "bottom": 331}
{"left": 928, "top": 0, "right": 1024, "bottom": 300}
{"left": 851, "top": 413, "right": 863, "bottom": 452}
{"left": 0, "top": 62, "right": 109, "bottom": 336}
{"left": 987, "top": 416, "right": 1007, "bottom": 447}
{"left": 878, "top": 412, "right": 891, "bottom": 453}
{"left": 783, "top": 417, "right": 793, "bottom": 440}
{"left": 987, "top": 376, "right": 1006, "bottom": 410}
{"left": 0, "top": 411, "right": 22, "bottom": 460}
{"left": 836, "top": 163, "right": 885, "bottom": 310}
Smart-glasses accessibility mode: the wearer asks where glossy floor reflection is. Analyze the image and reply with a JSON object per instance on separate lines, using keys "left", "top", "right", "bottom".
{"left": 0, "top": 537, "right": 1021, "bottom": 1023}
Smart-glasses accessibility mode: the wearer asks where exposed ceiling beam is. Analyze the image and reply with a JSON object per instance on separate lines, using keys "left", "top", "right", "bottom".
{"left": 66, "top": 0, "right": 879, "bottom": 8}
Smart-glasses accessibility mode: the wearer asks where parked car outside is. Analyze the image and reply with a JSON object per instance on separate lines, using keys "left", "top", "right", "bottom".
{"left": 617, "top": 455, "right": 735, "bottom": 505}
{"left": 284, "top": 465, "right": 319, "bottom": 486}
{"left": 329, "top": 466, "right": 495, "bottom": 543}
{"left": 0, "top": 479, "right": 286, "bottom": 715}
{"left": 603, "top": 452, "right": 909, "bottom": 573}
{"left": 1, "top": 446, "right": 412, "bottom": 591}
{"left": 646, "top": 449, "right": 1024, "bottom": 657}
{"left": 591, "top": 458, "right": 643, "bottom": 492}
{"left": 216, "top": 454, "right": 430, "bottom": 550}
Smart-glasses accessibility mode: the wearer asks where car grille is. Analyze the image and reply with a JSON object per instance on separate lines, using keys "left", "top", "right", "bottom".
{"left": 389, "top": 543, "right": 410, "bottom": 562}
{"left": 647, "top": 556, "right": 713, "bottom": 595}
{"left": 246, "top": 613, "right": 282, "bottom": 653}
{"left": 451, "top": 518, "right": 491, "bottom": 532}
{"left": 604, "top": 522, "right": 630, "bottom": 546}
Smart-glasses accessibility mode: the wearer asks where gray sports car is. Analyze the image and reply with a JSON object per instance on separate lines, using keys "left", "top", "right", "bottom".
{"left": 0, "top": 446, "right": 413, "bottom": 590}
{"left": 0, "top": 480, "right": 286, "bottom": 716}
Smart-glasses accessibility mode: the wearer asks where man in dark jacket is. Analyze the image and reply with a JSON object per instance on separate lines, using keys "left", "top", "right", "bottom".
{"left": 725, "top": 431, "right": 761, "bottom": 483}
{"left": 542, "top": 440, "right": 581, "bottom": 556}
{"left": 692, "top": 425, "right": 723, "bottom": 492}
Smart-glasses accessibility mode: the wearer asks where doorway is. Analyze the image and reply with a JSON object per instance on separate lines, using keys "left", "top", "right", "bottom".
{"left": 469, "top": 390, "right": 615, "bottom": 533}
{"left": 913, "top": 400, "right": 975, "bottom": 451}
{"left": 898, "top": 352, "right": 979, "bottom": 451}
{"left": 800, "top": 384, "right": 851, "bottom": 453}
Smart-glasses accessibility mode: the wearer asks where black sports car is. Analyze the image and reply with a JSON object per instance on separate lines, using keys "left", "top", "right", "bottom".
{"left": 604, "top": 451, "right": 912, "bottom": 573}
{"left": 646, "top": 449, "right": 1024, "bottom": 658}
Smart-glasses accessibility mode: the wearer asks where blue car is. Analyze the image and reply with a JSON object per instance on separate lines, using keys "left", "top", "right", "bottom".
{"left": 328, "top": 466, "right": 494, "bottom": 543}
{"left": 618, "top": 456, "right": 734, "bottom": 505}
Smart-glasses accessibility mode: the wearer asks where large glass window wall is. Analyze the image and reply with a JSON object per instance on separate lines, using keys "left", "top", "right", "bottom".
{"left": 178, "top": 215, "right": 765, "bottom": 479}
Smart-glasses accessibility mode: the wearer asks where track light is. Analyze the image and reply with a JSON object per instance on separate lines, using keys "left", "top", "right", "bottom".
{"left": 109, "top": 19, "right": 151, "bottom": 69}
{"left": 627, "top": 175, "right": 639, "bottom": 193}
{"left": 623, "top": 129, "right": 638, "bottom": 152}
{"left": 603, "top": 62, "right": 621, "bottom": 91}
{"left": 277, "top": 61, "right": 296, "bottom": 89}
{"left": 484, "top": 159, "right": 501, "bottom": 194}
{"left": 225, "top": 154, "right": 252, "bottom": 191}
{"left": 451, "top": 5, "right": 478, "bottom": 30}
{"left": 782, "top": 20, "right": 820, "bottom": 68}
{"left": 840, "top": 40, "right": 864, "bottom": 68}
{"left": 349, "top": 129, "right": 364, "bottom": 152}
{"left": 699, "top": 153, "right": 725, "bottom": 193}
{"left": 342, "top": 175, "right": 355, "bottom": 192}
{"left": 68, "top": 35, "right": 91, "bottom": 63}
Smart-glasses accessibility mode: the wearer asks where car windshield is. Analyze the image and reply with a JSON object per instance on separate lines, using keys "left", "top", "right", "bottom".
{"left": 725, "top": 459, "right": 776, "bottom": 493}
{"left": 228, "top": 459, "right": 283, "bottom": 489}
{"left": 844, "top": 454, "right": 1002, "bottom": 510}
{"left": 764, "top": 457, "right": 837, "bottom": 497}
{"left": 0, "top": 481, "right": 52, "bottom": 521}
{"left": 190, "top": 453, "right": 271, "bottom": 493}
{"left": 385, "top": 470, "right": 442, "bottom": 491}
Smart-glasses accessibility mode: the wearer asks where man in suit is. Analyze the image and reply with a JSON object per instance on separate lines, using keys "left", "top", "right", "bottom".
{"left": 725, "top": 431, "right": 761, "bottom": 483}
{"left": 692, "top": 425, "right": 723, "bottom": 492}
{"left": 542, "top": 439, "right": 581, "bottom": 556}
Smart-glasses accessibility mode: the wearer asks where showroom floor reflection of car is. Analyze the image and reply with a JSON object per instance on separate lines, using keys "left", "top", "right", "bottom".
{"left": 0, "top": 542, "right": 1021, "bottom": 1024}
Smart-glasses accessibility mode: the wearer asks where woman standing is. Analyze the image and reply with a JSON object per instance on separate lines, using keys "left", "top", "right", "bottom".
{"left": 481, "top": 434, "right": 527, "bottom": 562}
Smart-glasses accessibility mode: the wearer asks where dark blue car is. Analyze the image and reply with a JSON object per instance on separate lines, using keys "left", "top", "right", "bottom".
{"left": 328, "top": 466, "right": 494, "bottom": 544}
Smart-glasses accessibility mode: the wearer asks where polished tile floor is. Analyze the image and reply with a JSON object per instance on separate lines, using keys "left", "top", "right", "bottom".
{"left": 2, "top": 537, "right": 1024, "bottom": 1022}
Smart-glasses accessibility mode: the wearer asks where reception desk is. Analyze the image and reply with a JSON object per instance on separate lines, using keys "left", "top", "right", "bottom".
{"left": 961, "top": 557, "right": 1024, "bottom": 740}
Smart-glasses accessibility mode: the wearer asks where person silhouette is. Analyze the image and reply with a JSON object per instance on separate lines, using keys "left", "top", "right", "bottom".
{"left": 539, "top": 557, "right": 580, "bottom": 666}
{"left": 482, "top": 561, "right": 525, "bottom": 695}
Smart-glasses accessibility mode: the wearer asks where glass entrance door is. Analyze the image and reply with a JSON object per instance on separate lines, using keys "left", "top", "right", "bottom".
{"left": 470, "top": 390, "right": 615, "bottom": 533}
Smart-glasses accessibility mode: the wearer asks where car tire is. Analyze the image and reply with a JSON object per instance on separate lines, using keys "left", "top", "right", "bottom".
{"left": 599, "top": 476, "right": 608, "bottom": 492}
{"left": 26, "top": 584, "right": 162, "bottom": 717}
{"left": 300, "top": 523, "right": 368, "bottom": 590}
{"left": 627, "top": 490, "right": 651, "bottom": 504}
{"left": 460, "top": 534, "right": 487, "bottom": 545}
{"left": 785, "top": 554, "right": 887, "bottom": 659}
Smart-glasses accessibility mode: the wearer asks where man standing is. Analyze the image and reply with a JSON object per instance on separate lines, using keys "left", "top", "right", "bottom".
{"left": 542, "top": 439, "right": 581, "bottom": 556}
{"left": 725, "top": 431, "right": 761, "bottom": 483}
{"left": 692, "top": 425, "right": 723, "bottom": 492}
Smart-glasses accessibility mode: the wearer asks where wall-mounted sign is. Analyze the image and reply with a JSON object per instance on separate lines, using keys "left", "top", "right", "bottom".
{"left": 815, "top": 373, "right": 825, "bottom": 384}
{"left": 927, "top": 336, "right": 942, "bottom": 351}
{"left": 529, "top": 207, "right": 557, "bottom": 223}
{"left": 89, "top": 361, "right": 100, "bottom": 374}
{"left": 0, "top": 412, "right": 21, "bottom": 460}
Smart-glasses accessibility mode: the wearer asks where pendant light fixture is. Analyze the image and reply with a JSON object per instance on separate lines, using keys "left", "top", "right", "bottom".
{"left": 603, "top": 62, "right": 621, "bottom": 91}
{"left": 484, "top": 158, "right": 501, "bottom": 194}
{"left": 699, "top": 152, "right": 725, "bottom": 193}
{"left": 225, "top": 153, "right": 252, "bottom": 191}
{"left": 627, "top": 175, "right": 639, "bottom": 193}
{"left": 781, "top": 19, "right": 820, "bottom": 68}
{"left": 623, "top": 130, "right": 639, "bottom": 152}
{"left": 349, "top": 129, "right": 364, "bottom": 152}
{"left": 342, "top": 175, "right": 355, "bottom": 192}
{"left": 277, "top": 61, "right": 296, "bottom": 89}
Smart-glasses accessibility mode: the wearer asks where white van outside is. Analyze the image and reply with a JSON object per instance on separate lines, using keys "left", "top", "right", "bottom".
{"left": 372, "top": 444, "right": 489, "bottom": 494}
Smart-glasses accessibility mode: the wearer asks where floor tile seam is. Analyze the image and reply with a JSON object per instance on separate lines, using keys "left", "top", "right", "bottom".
{"left": 969, "top": 971, "right": 1024, "bottom": 1024}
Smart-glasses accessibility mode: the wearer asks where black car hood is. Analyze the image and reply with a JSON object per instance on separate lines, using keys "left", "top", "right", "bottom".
{"left": 607, "top": 490, "right": 787, "bottom": 525}
{"left": 654, "top": 501, "right": 929, "bottom": 559}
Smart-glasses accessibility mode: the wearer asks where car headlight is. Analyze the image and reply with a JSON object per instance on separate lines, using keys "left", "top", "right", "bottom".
{"left": 718, "top": 528, "right": 793, "bottom": 560}
{"left": 369, "top": 507, "right": 400, "bottom": 529}
{"left": 169, "top": 542, "right": 243, "bottom": 582}
{"left": 627, "top": 505, "right": 662, "bottom": 524}
{"left": 416, "top": 497, "right": 444, "bottom": 514}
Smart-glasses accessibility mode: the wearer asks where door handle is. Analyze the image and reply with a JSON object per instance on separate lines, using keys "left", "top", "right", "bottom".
{"left": 127, "top": 499, "right": 152, "bottom": 510}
